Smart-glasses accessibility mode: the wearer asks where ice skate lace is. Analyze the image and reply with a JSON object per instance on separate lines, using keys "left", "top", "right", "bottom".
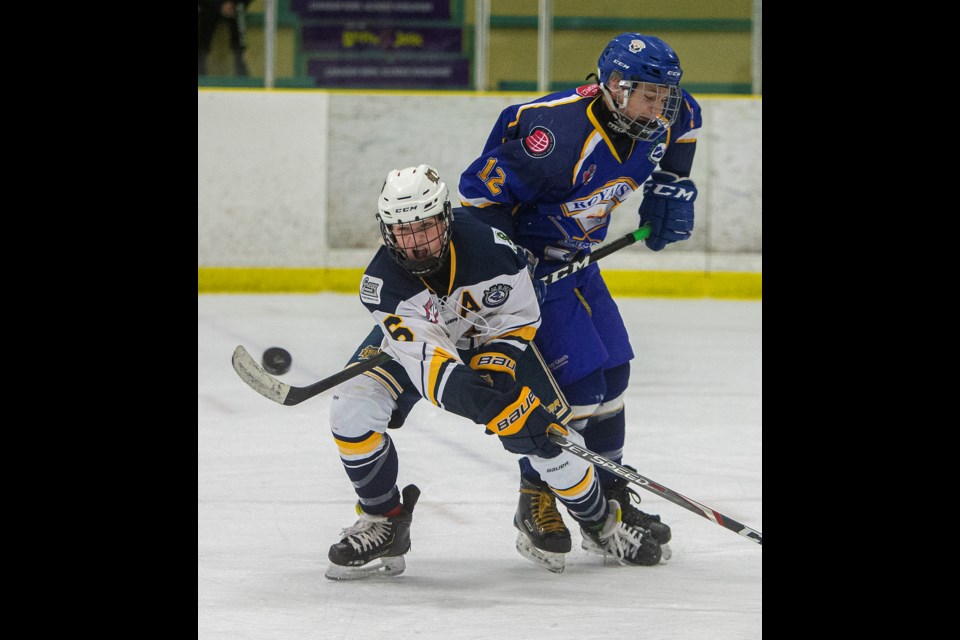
{"left": 340, "top": 516, "right": 391, "bottom": 553}
{"left": 521, "top": 487, "right": 566, "bottom": 534}
{"left": 594, "top": 503, "right": 646, "bottom": 563}
{"left": 600, "top": 524, "right": 645, "bottom": 562}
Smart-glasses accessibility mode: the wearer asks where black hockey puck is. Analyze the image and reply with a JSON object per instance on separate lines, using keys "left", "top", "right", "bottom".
{"left": 262, "top": 347, "right": 292, "bottom": 375}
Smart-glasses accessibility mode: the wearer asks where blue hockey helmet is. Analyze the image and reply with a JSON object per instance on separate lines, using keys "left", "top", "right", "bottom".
{"left": 597, "top": 33, "right": 683, "bottom": 86}
{"left": 596, "top": 33, "right": 683, "bottom": 140}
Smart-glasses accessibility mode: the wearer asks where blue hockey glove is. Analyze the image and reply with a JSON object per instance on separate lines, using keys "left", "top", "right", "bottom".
{"left": 638, "top": 170, "right": 698, "bottom": 251}
{"left": 485, "top": 387, "right": 567, "bottom": 458}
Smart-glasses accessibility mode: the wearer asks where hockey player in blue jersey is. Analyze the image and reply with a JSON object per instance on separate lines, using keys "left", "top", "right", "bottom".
{"left": 457, "top": 33, "right": 702, "bottom": 569}
{"left": 325, "top": 165, "right": 661, "bottom": 579}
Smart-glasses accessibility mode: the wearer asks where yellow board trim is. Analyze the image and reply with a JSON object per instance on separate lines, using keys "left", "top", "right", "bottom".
{"left": 199, "top": 267, "right": 761, "bottom": 299}
{"left": 198, "top": 267, "right": 365, "bottom": 293}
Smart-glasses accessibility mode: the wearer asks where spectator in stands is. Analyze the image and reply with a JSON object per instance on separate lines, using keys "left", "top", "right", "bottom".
{"left": 198, "top": 1, "right": 252, "bottom": 76}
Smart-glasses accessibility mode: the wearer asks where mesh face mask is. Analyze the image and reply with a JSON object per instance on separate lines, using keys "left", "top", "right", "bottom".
{"left": 376, "top": 165, "right": 453, "bottom": 277}
{"left": 601, "top": 80, "right": 681, "bottom": 141}
{"left": 380, "top": 203, "right": 453, "bottom": 277}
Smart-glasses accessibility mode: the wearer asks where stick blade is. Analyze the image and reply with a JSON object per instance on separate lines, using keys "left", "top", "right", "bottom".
{"left": 231, "top": 345, "right": 291, "bottom": 405}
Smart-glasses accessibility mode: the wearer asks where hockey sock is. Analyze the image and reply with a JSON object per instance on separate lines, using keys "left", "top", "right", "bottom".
{"left": 336, "top": 431, "right": 401, "bottom": 515}
{"left": 583, "top": 407, "right": 626, "bottom": 490}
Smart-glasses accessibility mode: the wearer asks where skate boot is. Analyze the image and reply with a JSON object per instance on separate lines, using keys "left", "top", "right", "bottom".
{"left": 606, "top": 466, "right": 672, "bottom": 561}
{"left": 580, "top": 499, "right": 662, "bottom": 566}
{"left": 325, "top": 484, "right": 420, "bottom": 580}
{"left": 514, "top": 475, "right": 571, "bottom": 573}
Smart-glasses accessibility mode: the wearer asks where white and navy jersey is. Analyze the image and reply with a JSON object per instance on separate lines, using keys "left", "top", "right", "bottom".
{"left": 457, "top": 83, "right": 702, "bottom": 268}
{"left": 358, "top": 214, "right": 542, "bottom": 424}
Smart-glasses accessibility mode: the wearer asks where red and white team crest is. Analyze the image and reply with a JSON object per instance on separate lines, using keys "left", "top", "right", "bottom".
{"left": 582, "top": 163, "right": 596, "bottom": 185}
{"left": 523, "top": 126, "right": 555, "bottom": 158}
{"left": 576, "top": 84, "right": 599, "bottom": 97}
{"left": 423, "top": 299, "right": 440, "bottom": 324}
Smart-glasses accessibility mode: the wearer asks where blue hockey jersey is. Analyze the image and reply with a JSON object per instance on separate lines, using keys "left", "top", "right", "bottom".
{"left": 457, "top": 83, "right": 701, "bottom": 270}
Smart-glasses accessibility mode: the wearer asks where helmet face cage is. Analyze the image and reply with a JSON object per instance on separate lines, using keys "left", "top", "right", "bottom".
{"left": 600, "top": 79, "right": 682, "bottom": 141}
{"left": 596, "top": 33, "right": 684, "bottom": 141}
{"left": 379, "top": 202, "right": 453, "bottom": 277}
{"left": 375, "top": 165, "right": 453, "bottom": 277}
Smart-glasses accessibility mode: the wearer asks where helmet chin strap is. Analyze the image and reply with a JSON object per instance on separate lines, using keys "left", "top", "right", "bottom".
{"left": 598, "top": 83, "right": 633, "bottom": 136}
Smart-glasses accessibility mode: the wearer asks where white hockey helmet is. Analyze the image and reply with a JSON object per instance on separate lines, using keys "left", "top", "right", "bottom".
{"left": 376, "top": 164, "right": 454, "bottom": 277}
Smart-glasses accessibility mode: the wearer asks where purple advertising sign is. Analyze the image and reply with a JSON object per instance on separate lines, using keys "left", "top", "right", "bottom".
{"left": 302, "top": 26, "right": 462, "bottom": 53}
{"left": 308, "top": 58, "right": 470, "bottom": 89}
{"left": 291, "top": 0, "right": 450, "bottom": 20}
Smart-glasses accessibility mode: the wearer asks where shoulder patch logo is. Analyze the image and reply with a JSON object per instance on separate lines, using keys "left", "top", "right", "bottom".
{"left": 358, "top": 345, "right": 382, "bottom": 360}
{"left": 360, "top": 274, "right": 383, "bottom": 305}
{"left": 483, "top": 283, "right": 512, "bottom": 307}
{"left": 492, "top": 228, "right": 516, "bottom": 250}
{"left": 576, "top": 84, "right": 599, "bottom": 97}
{"left": 523, "top": 126, "right": 555, "bottom": 158}
{"left": 648, "top": 142, "right": 667, "bottom": 163}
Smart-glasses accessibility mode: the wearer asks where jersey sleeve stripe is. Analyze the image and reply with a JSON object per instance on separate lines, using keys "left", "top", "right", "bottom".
{"left": 506, "top": 94, "right": 590, "bottom": 129}
{"left": 433, "top": 360, "right": 458, "bottom": 408}
{"left": 425, "top": 346, "right": 457, "bottom": 406}
{"left": 361, "top": 367, "right": 403, "bottom": 400}
{"left": 493, "top": 325, "right": 538, "bottom": 342}
{"left": 573, "top": 132, "right": 604, "bottom": 186}
{"left": 458, "top": 194, "right": 499, "bottom": 208}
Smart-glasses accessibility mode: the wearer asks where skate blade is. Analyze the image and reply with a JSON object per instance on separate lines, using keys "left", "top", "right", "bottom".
{"left": 515, "top": 532, "right": 565, "bottom": 574}
{"left": 581, "top": 537, "right": 618, "bottom": 565}
{"left": 324, "top": 555, "right": 406, "bottom": 581}
{"left": 659, "top": 543, "right": 672, "bottom": 563}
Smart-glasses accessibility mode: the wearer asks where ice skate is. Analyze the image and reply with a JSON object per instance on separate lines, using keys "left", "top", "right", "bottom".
{"left": 605, "top": 467, "right": 673, "bottom": 561}
{"left": 325, "top": 484, "right": 420, "bottom": 580}
{"left": 580, "top": 499, "right": 662, "bottom": 566}
{"left": 514, "top": 476, "right": 571, "bottom": 573}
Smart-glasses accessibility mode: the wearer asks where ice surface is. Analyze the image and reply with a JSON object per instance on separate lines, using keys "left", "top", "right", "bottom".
{"left": 199, "top": 293, "right": 762, "bottom": 640}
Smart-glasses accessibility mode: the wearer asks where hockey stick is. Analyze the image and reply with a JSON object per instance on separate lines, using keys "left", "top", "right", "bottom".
{"left": 232, "top": 224, "right": 652, "bottom": 406}
{"left": 232, "top": 346, "right": 393, "bottom": 406}
{"left": 547, "top": 426, "right": 763, "bottom": 546}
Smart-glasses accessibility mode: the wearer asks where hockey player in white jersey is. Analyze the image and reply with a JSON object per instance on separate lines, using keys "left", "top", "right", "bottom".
{"left": 325, "top": 165, "right": 662, "bottom": 579}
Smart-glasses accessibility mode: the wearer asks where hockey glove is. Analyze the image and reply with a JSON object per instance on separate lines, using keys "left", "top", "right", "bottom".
{"left": 470, "top": 350, "right": 518, "bottom": 392}
{"left": 485, "top": 387, "right": 568, "bottom": 458}
{"left": 638, "top": 170, "right": 697, "bottom": 251}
